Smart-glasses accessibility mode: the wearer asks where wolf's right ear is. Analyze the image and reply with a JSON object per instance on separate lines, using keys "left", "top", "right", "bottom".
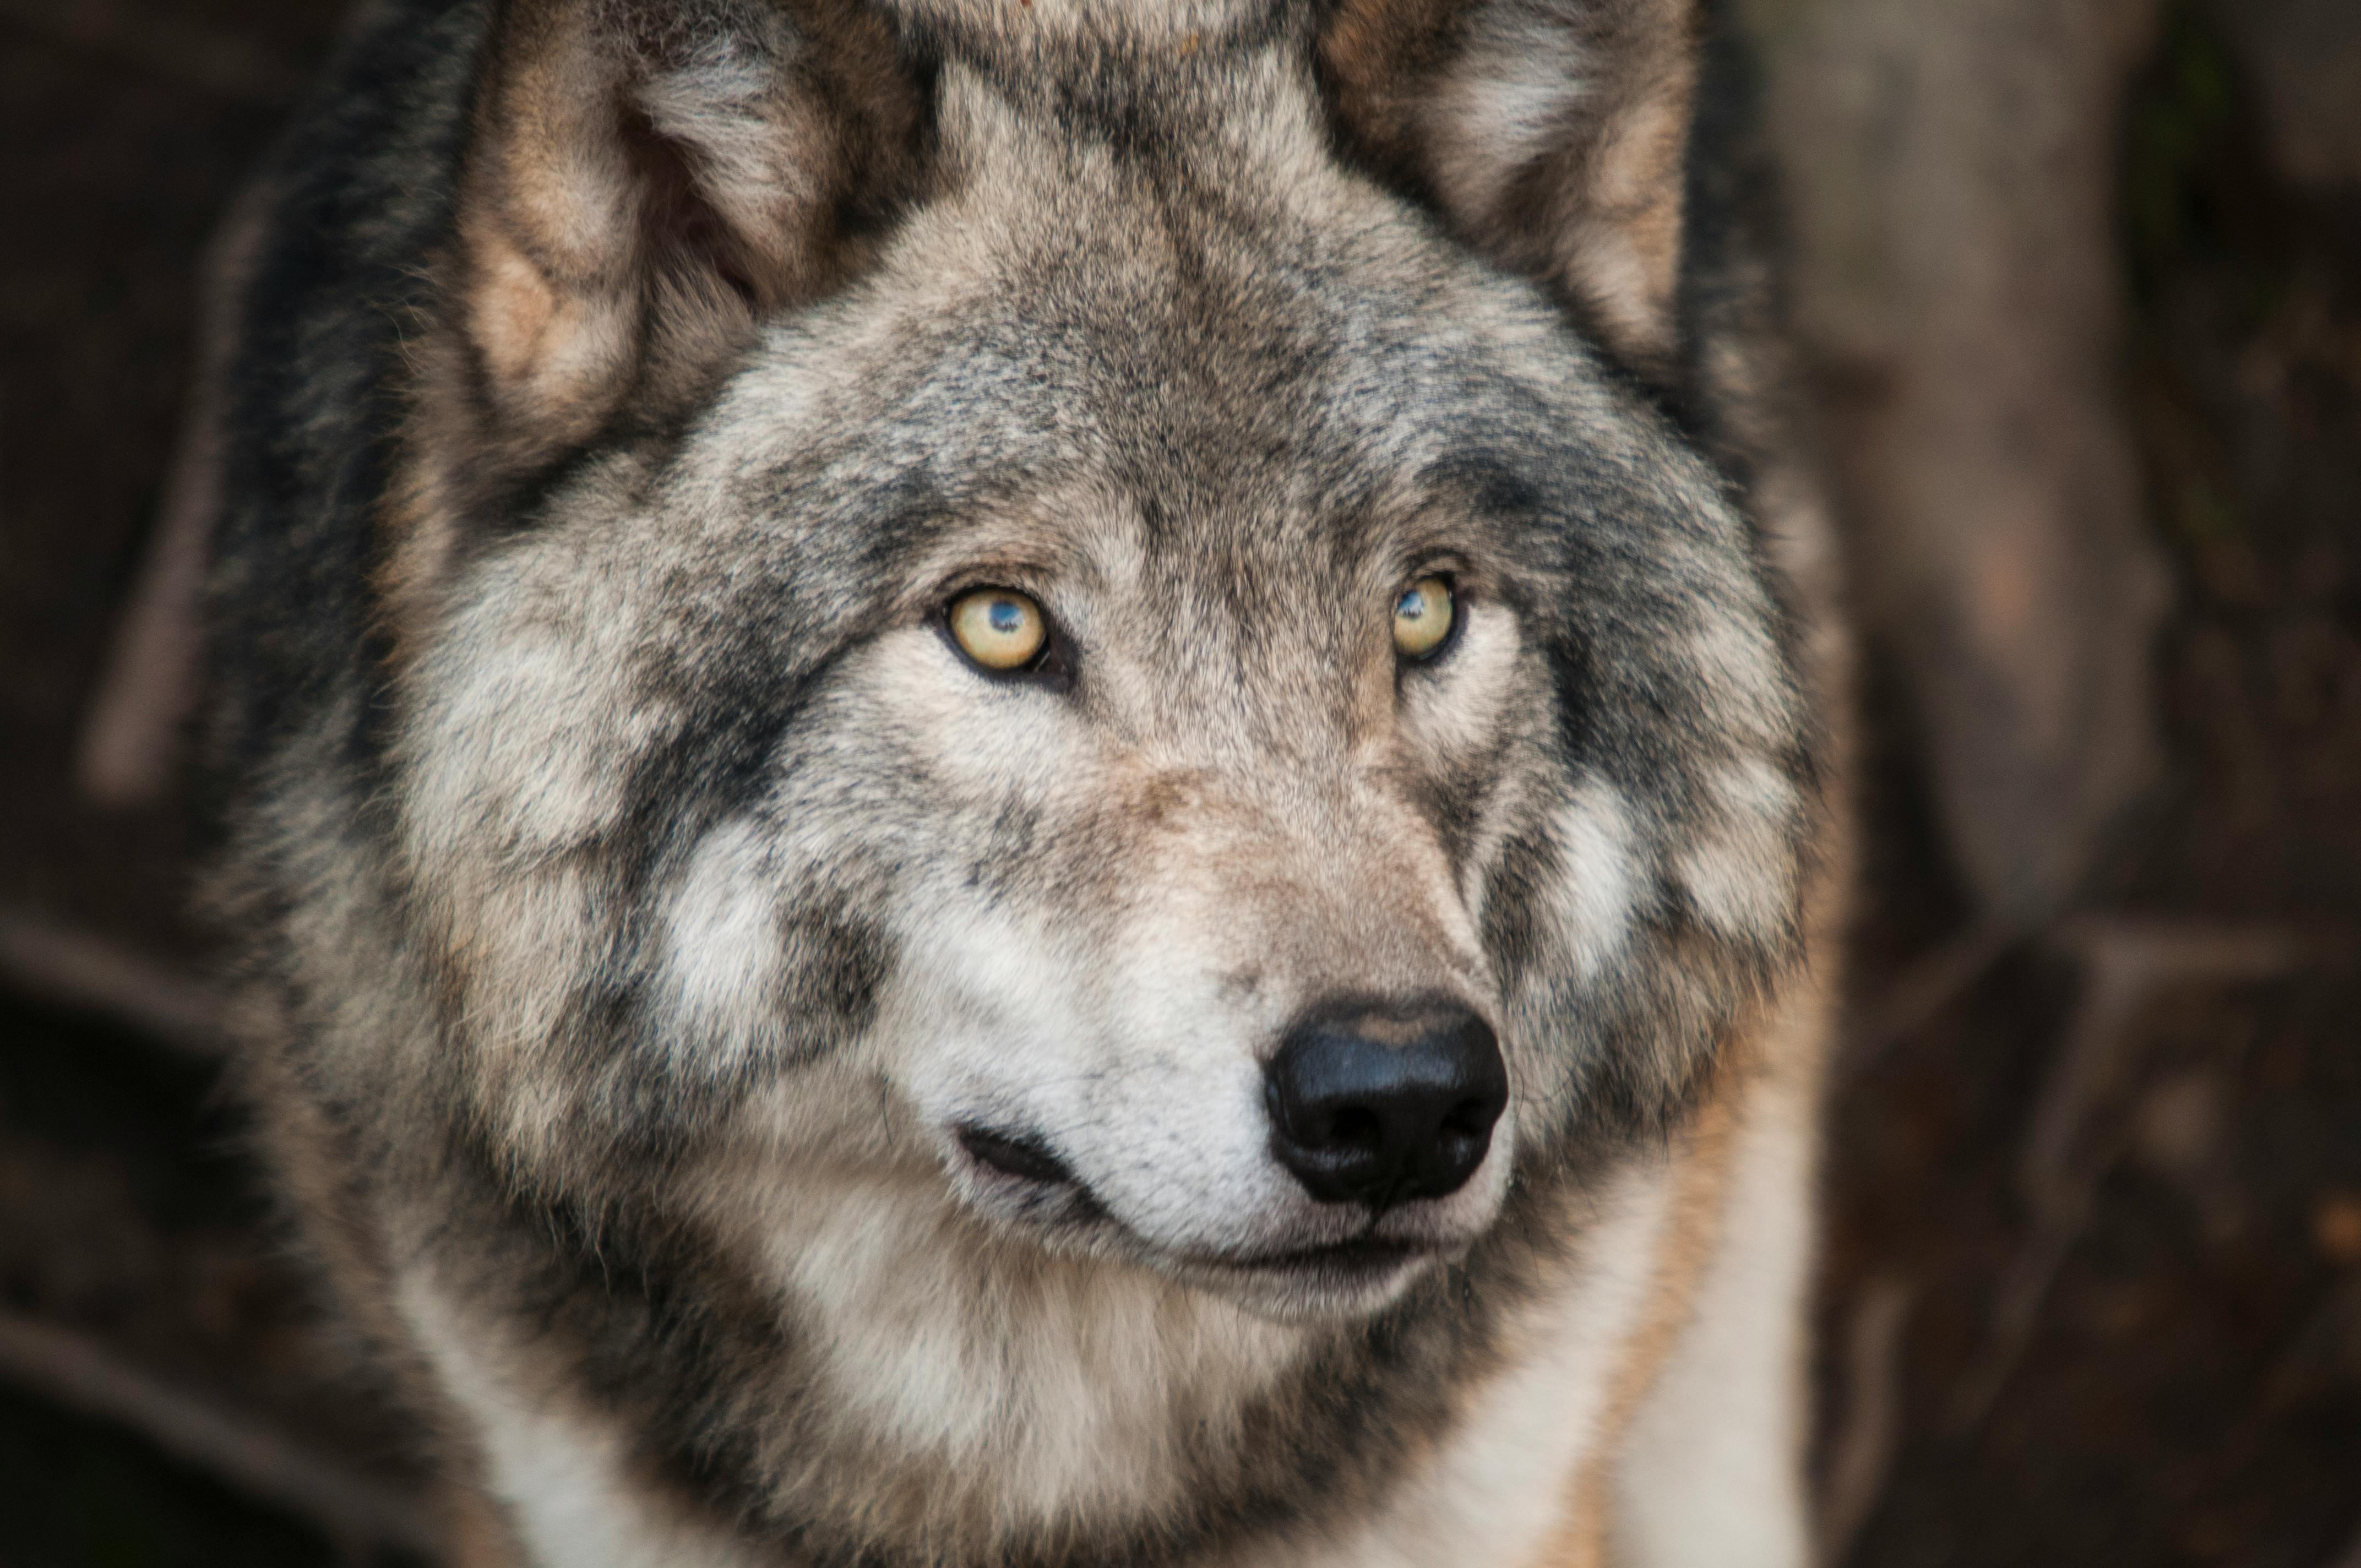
{"left": 450, "top": 0, "right": 925, "bottom": 455}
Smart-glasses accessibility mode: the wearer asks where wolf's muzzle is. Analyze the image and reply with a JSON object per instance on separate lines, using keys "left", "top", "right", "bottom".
{"left": 1264, "top": 999, "right": 1506, "bottom": 1210}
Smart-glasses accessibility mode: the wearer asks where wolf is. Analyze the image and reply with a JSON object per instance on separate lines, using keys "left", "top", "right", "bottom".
{"left": 192, "top": 0, "right": 1850, "bottom": 1559}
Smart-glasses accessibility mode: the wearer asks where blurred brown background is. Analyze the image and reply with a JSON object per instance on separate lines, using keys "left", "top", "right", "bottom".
{"left": 2, "top": 0, "right": 2358, "bottom": 1562}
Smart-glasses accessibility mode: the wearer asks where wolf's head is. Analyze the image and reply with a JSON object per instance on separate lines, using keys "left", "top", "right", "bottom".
{"left": 380, "top": 0, "right": 1811, "bottom": 1328}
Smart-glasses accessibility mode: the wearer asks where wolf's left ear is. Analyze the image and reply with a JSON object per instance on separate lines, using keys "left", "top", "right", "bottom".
{"left": 1321, "top": 0, "right": 1699, "bottom": 371}
{"left": 450, "top": 0, "right": 925, "bottom": 455}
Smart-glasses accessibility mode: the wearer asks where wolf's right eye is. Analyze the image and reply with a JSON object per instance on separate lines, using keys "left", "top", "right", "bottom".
{"left": 948, "top": 588, "right": 1049, "bottom": 672}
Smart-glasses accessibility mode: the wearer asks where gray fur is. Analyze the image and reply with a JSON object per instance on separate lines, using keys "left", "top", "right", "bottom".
{"left": 200, "top": 0, "right": 1837, "bottom": 1560}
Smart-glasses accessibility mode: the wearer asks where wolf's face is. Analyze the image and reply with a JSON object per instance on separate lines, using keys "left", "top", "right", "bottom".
{"left": 386, "top": 0, "right": 1809, "bottom": 1332}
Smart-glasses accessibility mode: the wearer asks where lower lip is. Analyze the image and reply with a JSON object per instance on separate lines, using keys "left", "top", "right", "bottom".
{"left": 1227, "top": 1238, "right": 1429, "bottom": 1278}
{"left": 947, "top": 1144, "right": 1444, "bottom": 1283}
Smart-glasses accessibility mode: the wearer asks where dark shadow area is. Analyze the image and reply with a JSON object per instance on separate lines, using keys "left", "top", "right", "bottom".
{"left": 1818, "top": 7, "right": 2361, "bottom": 1565}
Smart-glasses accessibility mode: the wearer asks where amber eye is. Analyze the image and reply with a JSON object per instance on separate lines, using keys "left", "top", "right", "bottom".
{"left": 1392, "top": 576, "right": 1455, "bottom": 660}
{"left": 948, "top": 587, "right": 1049, "bottom": 672}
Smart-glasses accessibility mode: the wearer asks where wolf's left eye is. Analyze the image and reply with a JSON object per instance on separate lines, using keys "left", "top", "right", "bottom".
{"left": 948, "top": 587, "right": 1049, "bottom": 672}
{"left": 1392, "top": 576, "right": 1455, "bottom": 661}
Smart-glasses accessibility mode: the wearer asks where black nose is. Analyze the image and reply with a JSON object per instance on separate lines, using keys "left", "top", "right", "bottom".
{"left": 1264, "top": 999, "right": 1508, "bottom": 1209}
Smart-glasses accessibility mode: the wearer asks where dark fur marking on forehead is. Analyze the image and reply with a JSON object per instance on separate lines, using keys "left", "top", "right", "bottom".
{"left": 488, "top": 405, "right": 721, "bottom": 541}
{"left": 746, "top": 453, "right": 977, "bottom": 591}
{"left": 612, "top": 477, "right": 951, "bottom": 814}
{"left": 1416, "top": 447, "right": 1551, "bottom": 520}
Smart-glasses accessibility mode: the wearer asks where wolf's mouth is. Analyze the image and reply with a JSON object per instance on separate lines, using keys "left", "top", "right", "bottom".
{"left": 1222, "top": 1237, "right": 1427, "bottom": 1277}
{"left": 955, "top": 1124, "right": 1078, "bottom": 1186}
{"left": 951, "top": 1121, "right": 1458, "bottom": 1305}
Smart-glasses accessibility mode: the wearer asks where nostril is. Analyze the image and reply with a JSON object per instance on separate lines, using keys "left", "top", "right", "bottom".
{"left": 1264, "top": 1080, "right": 1387, "bottom": 1156}
{"left": 1443, "top": 1096, "right": 1497, "bottom": 1137}
{"left": 1326, "top": 1106, "right": 1384, "bottom": 1154}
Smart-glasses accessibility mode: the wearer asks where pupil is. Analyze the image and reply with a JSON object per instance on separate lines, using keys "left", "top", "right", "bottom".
{"left": 1399, "top": 590, "right": 1425, "bottom": 620}
{"left": 988, "top": 600, "right": 1023, "bottom": 633}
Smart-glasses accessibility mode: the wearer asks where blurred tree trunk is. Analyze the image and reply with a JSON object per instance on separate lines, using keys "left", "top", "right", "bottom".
{"left": 1740, "top": 0, "right": 2172, "bottom": 921}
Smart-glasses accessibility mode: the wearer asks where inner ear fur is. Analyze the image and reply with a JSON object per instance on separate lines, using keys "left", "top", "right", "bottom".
{"left": 452, "top": 0, "right": 926, "bottom": 456}
{"left": 1322, "top": 0, "right": 1699, "bottom": 372}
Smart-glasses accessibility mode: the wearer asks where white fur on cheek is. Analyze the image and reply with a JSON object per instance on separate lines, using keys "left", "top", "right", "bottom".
{"left": 884, "top": 888, "right": 1319, "bottom": 1260}
{"left": 1550, "top": 776, "right": 1642, "bottom": 983}
{"left": 1078, "top": 900, "right": 1313, "bottom": 1255}
{"left": 1674, "top": 756, "right": 1798, "bottom": 944}
{"left": 402, "top": 554, "right": 679, "bottom": 875}
{"left": 659, "top": 817, "right": 784, "bottom": 1071}
{"left": 889, "top": 897, "right": 1098, "bottom": 1128}
{"left": 1686, "top": 613, "right": 1791, "bottom": 749}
